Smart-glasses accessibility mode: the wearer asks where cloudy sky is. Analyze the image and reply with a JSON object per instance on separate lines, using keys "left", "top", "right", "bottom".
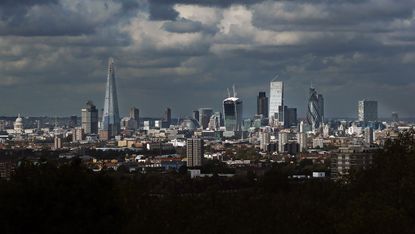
{"left": 0, "top": 0, "right": 414, "bottom": 118}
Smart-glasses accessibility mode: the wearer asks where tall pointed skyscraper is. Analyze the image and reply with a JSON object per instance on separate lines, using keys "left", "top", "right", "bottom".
{"left": 100, "top": 58, "right": 120, "bottom": 140}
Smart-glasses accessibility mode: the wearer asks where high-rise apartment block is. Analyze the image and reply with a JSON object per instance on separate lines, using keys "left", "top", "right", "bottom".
{"left": 186, "top": 138, "right": 204, "bottom": 167}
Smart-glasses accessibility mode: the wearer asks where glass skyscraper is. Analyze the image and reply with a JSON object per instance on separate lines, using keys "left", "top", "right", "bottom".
{"left": 100, "top": 58, "right": 120, "bottom": 140}
{"left": 269, "top": 81, "right": 284, "bottom": 124}
{"left": 307, "top": 87, "right": 324, "bottom": 131}
{"left": 223, "top": 97, "right": 243, "bottom": 131}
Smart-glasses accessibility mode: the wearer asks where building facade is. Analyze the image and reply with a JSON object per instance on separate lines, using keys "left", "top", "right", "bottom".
{"left": 257, "top": 91, "right": 268, "bottom": 118}
{"left": 186, "top": 138, "right": 204, "bottom": 167}
{"left": 223, "top": 97, "right": 243, "bottom": 132}
{"left": 358, "top": 100, "right": 378, "bottom": 122}
{"left": 81, "top": 101, "right": 98, "bottom": 134}
{"left": 269, "top": 81, "right": 284, "bottom": 124}
{"left": 307, "top": 87, "right": 324, "bottom": 131}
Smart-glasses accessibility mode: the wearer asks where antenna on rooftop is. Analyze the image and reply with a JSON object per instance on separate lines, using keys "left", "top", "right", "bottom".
{"left": 233, "top": 84, "right": 237, "bottom": 97}
{"left": 227, "top": 88, "right": 231, "bottom": 98}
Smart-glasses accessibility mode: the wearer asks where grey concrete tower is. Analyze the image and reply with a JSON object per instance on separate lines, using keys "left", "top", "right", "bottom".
{"left": 100, "top": 57, "right": 120, "bottom": 140}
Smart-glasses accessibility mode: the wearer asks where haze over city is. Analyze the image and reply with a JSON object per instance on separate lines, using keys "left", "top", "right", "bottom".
{"left": 0, "top": 0, "right": 414, "bottom": 117}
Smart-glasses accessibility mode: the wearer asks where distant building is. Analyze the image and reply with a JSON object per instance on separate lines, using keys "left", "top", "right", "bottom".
{"left": 307, "top": 86, "right": 324, "bottom": 131}
{"left": 364, "top": 127, "right": 373, "bottom": 145}
{"left": 186, "top": 138, "right": 204, "bottom": 167}
{"left": 13, "top": 114, "right": 24, "bottom": 134}
{"left": 358, "top": 100, "right": 378, "bottom": 122}
{"left": 69, "top": 115, "right": 77, "bottom": 128}
{"left": 257, "top": 92, "right": 268, "bottom": 118}
{"left": 129, "top": 107, "right": 140, "bottom": 129}
{"left": 278, "top": 132, "right": 288, "bottom": 153}
{"left": 269, "top": 81, "right": 284, "bottom": 125}
{"left": 297, "top": 132, "right": 307, "bottom": 152}
{"left": 163, "top": 107, "right": 172, "bottom": 128}
{"left": 192, "top": 110, "right": 199, "bottom": 123}
{"left": 198, "top": 108, "right": 213, "bottom": 129}
{"left": 260, "top": 131, "right": 271, "bottom": 152}
{"left": 285, "top": 107, "right": 297, "bottom": 128}
{"left": 223, "top": 87, "right": 243, "bottom": 132}
{"left": 100, "top": 58, "right": 121, "bottom": 140}
{"left": 72, "top": 127, "right": 84, "bottom": 142}
{"left": 331, "top": 146, "right": 376, "bottom": 180}
{"left": 82, "top": 101, "right": 98, "bottom": 134}
{"left": 54, "top": 135, "right": 63, "bottom": 150}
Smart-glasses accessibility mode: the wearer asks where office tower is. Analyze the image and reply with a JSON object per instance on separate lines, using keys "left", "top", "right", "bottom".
{"left": 307, "top": 87, "right": 324, "bottom": 131}
{"left": 285, "top": 107, "right": 297, "bottom": 128}
{"left": 162, "top": 107, "right": 172, "bottom": 128}
{"left": 269, "top": 81, "right": 284, "bottom": 124}
{"left": 257, "top": 92, "right": 268, "bottom": 117}
{"left": 358, "top": 100, "right": 378, "bottom": 122}
{"left": 81, "top": 101, "right": 98, "bottom": 134}
{"left": 278, "top": 132, "right": 288, "bottom": 153}
{"left": 208, "top": 112, "right": 222, "bottom": 130}
{"left": 199, "top": 108, "right": 213, "bottom": 129}
{"left": 72, "top": 127, "right": 84, "bottom": 142}
{"left": 186, "top": 138, "right": 204, "bottom": 167}
{"left": 192, "top": 110, "right": 199, "bottom": 122}
{"left": 129, "top": 107, "right": 140, "bottom": 128}
{"left": 100, "top": 58, "right": 121, "bottom": 140}
{"left": 54, "top": 135, "right": 63, "bottom": 150}
{"left": 223, "top": 87, "right": 243, "bottom": 131}
{"left": 364, "top": 127, "right": 374, "bottom": 145}
{"left": 260, "top": 131, "right": 271, "bottom": 151}
{"left": 69, "top": 115, "right": 77, "bottom": 128}
{"left": 121, "top": 117, "right": 137, "bottom": 130}
{"left": 392, "top": 112, "right": 399, "bottom": 123}
{"left": 297, "top": 132, "right": 307, "bottom": 153}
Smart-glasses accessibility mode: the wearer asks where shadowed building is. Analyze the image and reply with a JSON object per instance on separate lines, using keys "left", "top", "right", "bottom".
{"left": 81, "top": 101, "right": 98, "bottom": 134}
{"left": 257, "top": 91, "right": 268, "bottom": 118}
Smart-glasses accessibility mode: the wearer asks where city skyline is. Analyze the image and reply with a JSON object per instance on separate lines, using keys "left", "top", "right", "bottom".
{"left": 0, "top": 0, "right": 414, "bottom": 118}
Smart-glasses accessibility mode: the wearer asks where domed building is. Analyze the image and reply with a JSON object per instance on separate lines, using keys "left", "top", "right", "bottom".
{"left": 14, "top": 114, "right": 24, "bottom": 134}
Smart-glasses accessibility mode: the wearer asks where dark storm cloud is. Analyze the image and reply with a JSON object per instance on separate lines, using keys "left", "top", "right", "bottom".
{"left": 149, "top": 3, "right": 178, "bottom": 20}
{"left": 0, "top": 0, "right": 414, "bottom": 118}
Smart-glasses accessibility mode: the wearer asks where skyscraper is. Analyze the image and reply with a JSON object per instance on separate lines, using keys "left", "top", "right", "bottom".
{"left": 199, "top": 108, "right": 213, "bottom": 129}
{"left": 269, "top": 81, "right": 284, "bottom": 124}
{"left": 81, "top": 101, "right": 98, "bottom": 134}
{"left": 307, "top": 87, "right": 324, "bottom": 131}
{"left": 100, "top": 58, "right": 120, "bottom": 140}
{"left": 163, "top": 107, "right": 172, "bottom": 127}
{"left": 223, "top": 87, "right": 243, "bottom": 132}
{"left": 358, "top": 100, "right": 378, "bottom": 122}
{"left": 186, "top": 138, "right": 204, "bottom": 167}
{"left": 257, "top": 91, "right": 268, "bottom": 118}
{"left": 129, "top": 107, "right": 140, "bottom": 128}
{"left": 192, "top": 110, "right": 199, "bottom": 122}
